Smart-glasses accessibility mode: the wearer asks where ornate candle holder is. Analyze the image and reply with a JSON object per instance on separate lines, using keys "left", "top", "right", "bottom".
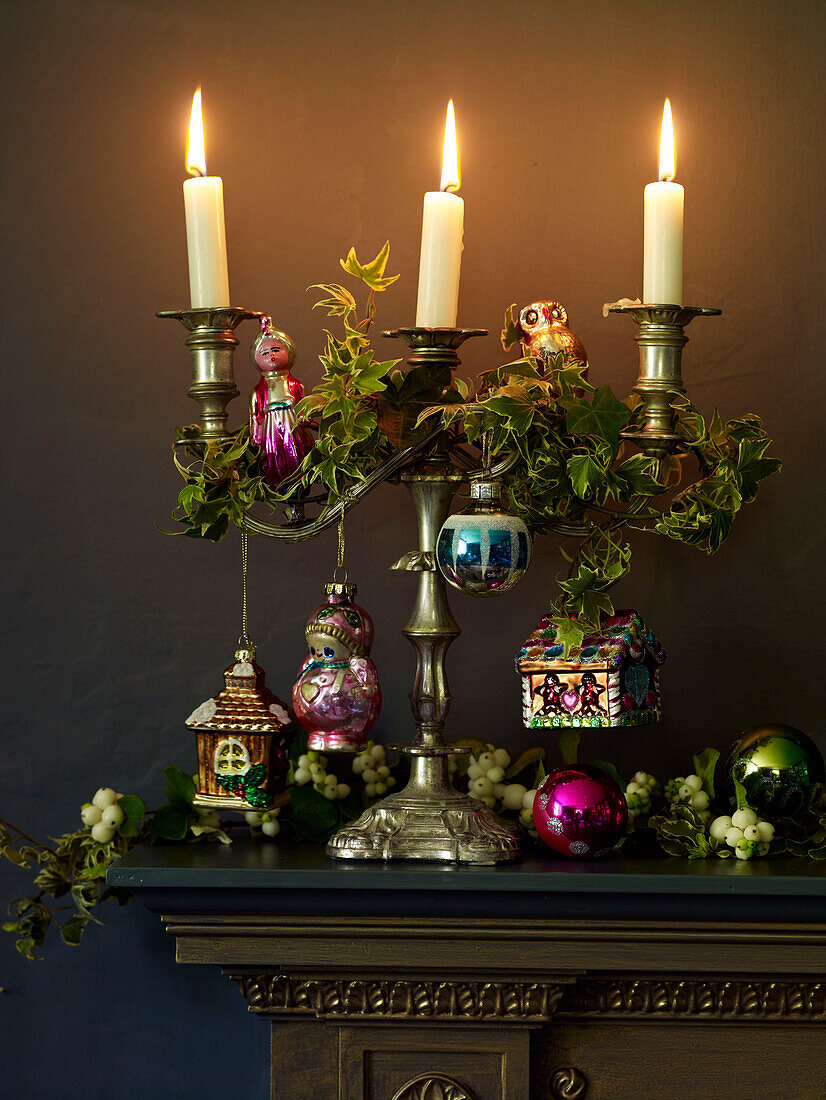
{"left": 609, "top": 303, "right": 721, "bottom": 453}
{"left": 157, "top": 307, "right": 261, "bottom": 438}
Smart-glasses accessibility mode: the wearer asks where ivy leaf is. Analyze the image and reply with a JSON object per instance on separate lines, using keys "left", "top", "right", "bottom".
{"left": 245, "top": 763, "right": 267, "bottom": 787}
{"left": 589, "top": 760, "right": 626, "bottom": 791}
{"left": 500, "top": 303, "right": 522, "bottom": 351}
{"left": 282, "top": 784, "right": 340, "bottom": 842}
{"left": 551, "top": 616, "right": 588, "bottom": 657}
{"left": 504, "top": 746, "right": 546, "bottom": 781}
{"left": 150, "top": 804, "right": 192, "bottom": 843}
{"left": 311, "top": 282, "right": 357, "bottom": 318}
{"left": 340, "top": 241, "right": 399, "bottom": 291}
{"left": 558, "top": 729, "right": 582, "bottom": 766}
{"left": 567, "top": 452, "right": 607, "bottom": 499}
{"left": 562, "top": 386, "right": 631, "bottom": 458}
{"left": 164, "top": 766, "right": 196, "bottom": 807}
{"left": 736, "top": 437, "right": 782, "bottom": 502}
{"left": 692, "top": 748, "right": 720, "bottom": 800}
{"left": 612, "top": 453, "right": 667, "bottom": 498}
{"left": 60, "top": 914, "right": 88, "bottom": 947}
{"left": 733, "top": 777, "right": 753, "bottom": 812}
{"left": 117, "top": 794, "right": 146, "bottom": 838}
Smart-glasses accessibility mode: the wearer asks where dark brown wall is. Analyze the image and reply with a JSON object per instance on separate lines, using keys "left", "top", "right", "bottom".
{"left": 2, "top": 1, "right": 824, "bottom": 1095}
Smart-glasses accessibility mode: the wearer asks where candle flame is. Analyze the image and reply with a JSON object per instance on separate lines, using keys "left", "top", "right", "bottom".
{"left": 659, "top": 98, "right": 675, "bottom": 182}
{"left": 440, "top": 100, "right": 460, "bottom": 193}
{"left": 187, "top": 88, "right": 206, "bottom": 177}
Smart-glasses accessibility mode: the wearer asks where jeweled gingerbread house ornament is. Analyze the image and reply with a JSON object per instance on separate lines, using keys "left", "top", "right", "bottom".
{"left": 516, "top": 611, "right": 665, "bottom": 728}
{"left": 186, "top": 645, "right": 296, "bottom": 811}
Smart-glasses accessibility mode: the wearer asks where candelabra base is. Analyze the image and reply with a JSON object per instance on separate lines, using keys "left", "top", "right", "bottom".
{"left": 327, "top": 748, "right": 523, "bottom": 865}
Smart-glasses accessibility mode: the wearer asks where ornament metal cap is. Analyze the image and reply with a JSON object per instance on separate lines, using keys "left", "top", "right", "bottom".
{"left": 234, "top": 641, "right": 257, "bottom": 663}
{"left": 324, "top": 580, "right": 358, "bottom": 598}
{"left": 469, "top": 479, "right": 502, "bottom": 503}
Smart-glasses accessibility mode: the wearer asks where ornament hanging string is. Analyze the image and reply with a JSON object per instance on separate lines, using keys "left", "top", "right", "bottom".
{"left": 239, "top": 529, "right": 252, "bottom": 652}
{"left": 334, "top": 493, "right": 348, "bottom": 583}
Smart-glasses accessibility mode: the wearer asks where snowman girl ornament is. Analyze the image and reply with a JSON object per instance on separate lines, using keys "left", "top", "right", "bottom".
{"left": 292, "top": 581, "right": 382, "bottom": 752}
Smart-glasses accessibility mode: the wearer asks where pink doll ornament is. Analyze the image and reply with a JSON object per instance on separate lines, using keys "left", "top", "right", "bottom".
{"left": 293, "top": 582, "right": 382, "bottom": 752}
{"left": 249, "top": 316, "right": 312, "bottom": 487}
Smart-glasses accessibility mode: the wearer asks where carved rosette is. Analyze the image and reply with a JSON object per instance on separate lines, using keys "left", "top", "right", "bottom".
{"left": 390, "top": 1073, "right": 476, "bottom": 1100}
{"left": 230, "top": 973, "right": 567, "bottom": 1021}
{"left": 564, "top": 979, "right": 826, "bottom": 1019}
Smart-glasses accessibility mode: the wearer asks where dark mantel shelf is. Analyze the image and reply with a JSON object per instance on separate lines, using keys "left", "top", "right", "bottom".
{"left": 109, "top": 839, "right": 826, "bottom": 922}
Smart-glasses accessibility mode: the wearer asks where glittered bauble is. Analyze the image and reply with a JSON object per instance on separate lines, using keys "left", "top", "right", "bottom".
{"left": 292, "top": 582, "right": 382, "bottom": 753}
{"left": 436, "top": 480, "right": 532, "bottom": 597}
{"left": 725, "top": 724, "right": 825, "bottom": 818}
{"left": 533, "top": 764, "right": 627, "bottom": 859}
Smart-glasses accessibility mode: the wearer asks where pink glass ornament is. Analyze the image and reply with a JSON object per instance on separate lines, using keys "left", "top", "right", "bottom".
{"left": 249, "top": 316, "right": 312, "bottom": 487}
{"left": 533, "top": 764, "right": 627, "bottom": 859}
{"left": 292, "top": 583, "right": 382, "bottom": 752}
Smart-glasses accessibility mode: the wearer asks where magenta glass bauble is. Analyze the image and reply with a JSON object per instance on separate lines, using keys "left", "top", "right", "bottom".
{"left": 533, "top": 764, "right": 627, "bottom": 859}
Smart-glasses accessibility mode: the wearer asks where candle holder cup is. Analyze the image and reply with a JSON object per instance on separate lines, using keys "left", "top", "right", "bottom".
{"left": 609, "top": 303, "right": 721, "bottom": 455}
{"left": 158, "top": 307, "right": 262, "bottom": 439}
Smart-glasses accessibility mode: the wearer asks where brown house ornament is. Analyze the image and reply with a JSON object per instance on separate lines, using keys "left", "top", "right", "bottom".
{"left": 516, "top": 610, "right": 666, "bottom": 729}
{"left": 186, "top": 645, "right": 296, "bottom": 812}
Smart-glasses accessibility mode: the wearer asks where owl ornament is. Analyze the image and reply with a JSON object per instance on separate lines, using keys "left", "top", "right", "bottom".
{"left": 292, "top": 582, "right": 382, "bottom": 753}
{"left": 517, "top": 301, "right": 587, "bottom": 380}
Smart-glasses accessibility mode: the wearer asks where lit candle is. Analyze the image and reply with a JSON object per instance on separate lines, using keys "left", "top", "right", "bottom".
{"left": 183, "top": 88, "right": 230, "bottom": 309}
{"left": 643, "top": 98, "right": 684, "bottom": 306}
{"left": 415, "top": 100, "right": 464, "bottom": 328}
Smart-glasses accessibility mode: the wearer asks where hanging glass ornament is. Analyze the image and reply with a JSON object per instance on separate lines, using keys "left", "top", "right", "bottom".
{"left": 436, "top": 479, "right": 532, "bottom": 597}
{"left": 292, "top": 499, "right": 382, "bottom": 752}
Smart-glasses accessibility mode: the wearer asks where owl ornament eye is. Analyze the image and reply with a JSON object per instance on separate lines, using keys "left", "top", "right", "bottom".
{"left": 523, "top": 308, "right": 539, "bottom": 327}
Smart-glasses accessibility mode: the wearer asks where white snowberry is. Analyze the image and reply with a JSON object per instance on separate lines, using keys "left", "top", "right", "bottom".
{"left": 725, "top": 826, "right": 745, "bottom": 848}
{"left": 198, "top": 810, "right": 221, "bottom": 828}
{"left": 518, "top": 807, "right": 535, "bottom": 828}
{"left": 245, "top": 811, "right": 263, "bottom": 826}
{"left": 91, "top": 822, "right": 115, "bottom": 843}
{"left": 633, "top": 771, "right": 648, "bottom": 785}
{"left": 471, "top": 776, "right": 494, "bottom": 797}
{"left": 743, "top": 825, "right": 761, "bottom": 841}
{"left": 690, "top": 791, "right": 709, "bottom": 811}
{"left": 336, "top": 784, "right": 351, "bottom": 799}
{"left": 374, "top": 781, "right": 387, "bottom": 796}
{"left": 486, "top": 766, "right": 505, "bottom": 784}
{"left": 732, "top": 808, "right": 758, "bottom": 829}
{"left": 376, "top": 765, "right": 390, "bottom": 779}
{"left": 478, "top": 752, "right": 496, "bottom": 770}
{"left": 684, "top": 774, "right": 703, "bottom": 793}
{"left": 756, "top": 821, "right": 775, "bottom": 842}
{"left": 386, "top": 777, "right": 397, "bottom": 789}
{"left": 324, "top": 774, "right": 337, "bottom": 788}
{"left": 467, "top": 763, "right": 485, "bottom": 781}
{"left": 493, "top": 749, "right": 511, "bottom": 769}
{"left": 81, "top": 804, "right": 102, "bottom": 827}
{"left": 494, "top": 783, "right": 506, "bottom": 799}
{"left": 352, "top": 756, "right": 367, "bottom": 775}
{"left": 735, "top": 846, "right": 750, "bottom": 860}
{"left": 92, "top": 787, "right": 118, "bottom": 810}
{"left": 678, "top": 784, "right": 693, "bottom": 801}
{"left": 261, "top": 819, "right": 280, "bottom": 837}
{"left": 322, "top": 787, "right": 337, "bottom": 801}
{"left": 522, "top": 789, "right": 538, "bottom": 811}
{"left": 362, "top": 767, "right": 378, "bottom": 784}
{"left": 502, "top": 782, "right": 526, "bottom": 810}
{"left": 294, "top": 767, "right": 312, "bottom": 785}
{"left": 370, "top": 744, "right": 385, "bottom": 760}
{"left": 298, "top": 754, "right": 311, "bottom": 768}
{"left": 365, "top": 783, "right": 377, "bottom": 797}
{"left": 101, "top": 804, "right": 125, "bottom": 829}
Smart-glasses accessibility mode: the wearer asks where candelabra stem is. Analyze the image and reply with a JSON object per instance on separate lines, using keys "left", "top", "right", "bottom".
{"left": 327, "top": 328, "right": 522, "bottom": 864}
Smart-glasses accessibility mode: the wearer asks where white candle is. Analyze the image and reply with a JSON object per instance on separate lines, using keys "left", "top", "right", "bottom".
{"left": 183, "top": 89, "right": 230, "bottom": 309}
{"left": 643, "top": 98, "right": 684, "bottom": 306}
{"left": 416, "top": 100, "right": 464, "bottom": 328}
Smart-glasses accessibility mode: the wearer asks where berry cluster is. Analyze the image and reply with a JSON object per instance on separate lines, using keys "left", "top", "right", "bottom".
{"left": 666, "top": 773, "right": 712, "bottom": 820}
{"left": 624, "top": 771, "right": 660, "bottom": 825}
{"left": 466, "top": 748, "right": 512, "bottom": 808}
{"left": 80, "top": 788, "right": 125, "bottom": 844}
{"left": 245, "top": 808, "right": 282, "bottom": 837}
{"left": 351, "top": 741, "right": 396, "bottom": 798}
{"left": 293, "top": 751, "right": 352, "bottom": 800}
{"left": 709, "top": 808, "right": 774, "bottom": 860}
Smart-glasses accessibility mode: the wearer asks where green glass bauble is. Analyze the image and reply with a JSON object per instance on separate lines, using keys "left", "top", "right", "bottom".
{"left": 725, "top": 724, "right": 824, "bottom": 818}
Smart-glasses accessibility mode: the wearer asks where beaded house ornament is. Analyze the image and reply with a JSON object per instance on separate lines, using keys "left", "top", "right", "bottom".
{"left": 516, "top": 610, "right": 665, "bottom": 728}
